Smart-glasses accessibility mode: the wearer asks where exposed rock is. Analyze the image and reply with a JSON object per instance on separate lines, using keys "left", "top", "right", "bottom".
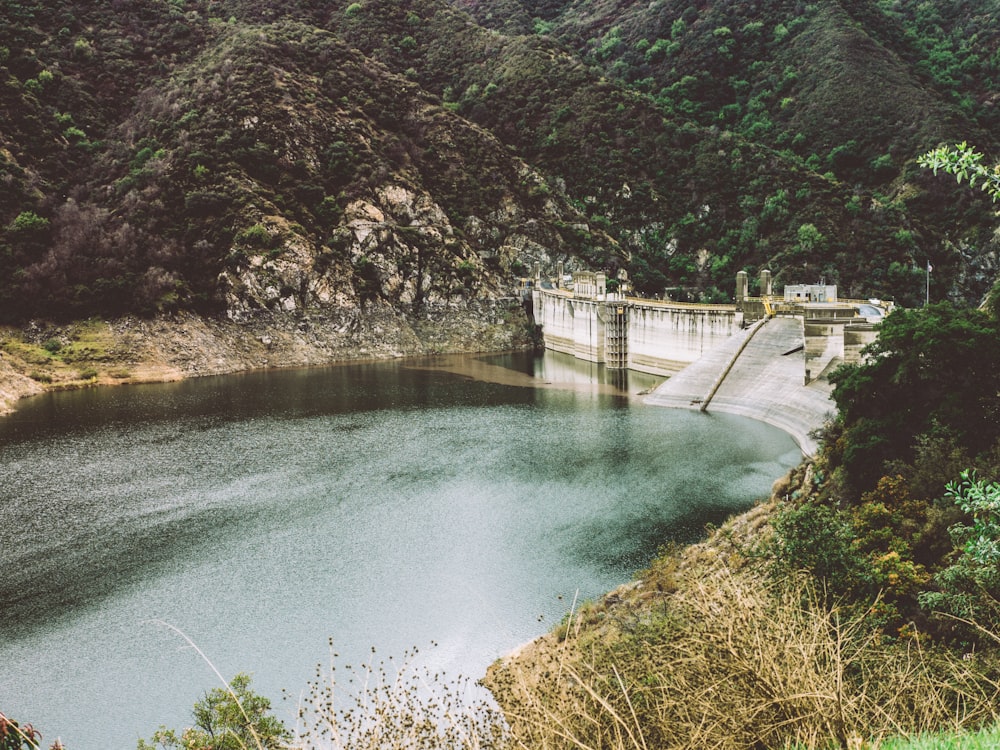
{"left": 0, "top": 298, "right": 535, "bottom": 416}
{"left": 0, "top": 353, "right": 43, "bottom": 415}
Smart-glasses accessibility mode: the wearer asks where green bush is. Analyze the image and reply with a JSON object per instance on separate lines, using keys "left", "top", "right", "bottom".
{"left": 7, "top": 211, "right": 49, "bottom": 234}
{"left": 920, "top": 472, "right": 1000, "bottom": 638}
{"left": 236, "top": 224, "right": 274, "bottom": 249}
{"left": 137, "top": 673, "right": 288, "bottom": 750}
{"left": 772, "top": 501, "right": 867, "bottom": 589}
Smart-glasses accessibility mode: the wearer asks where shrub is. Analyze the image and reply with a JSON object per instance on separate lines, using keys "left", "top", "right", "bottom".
{"left": 7, "top": 211, "right": 49, "bottom": 235}
{"left": 236, "top": 224, "right": 274, "bottom": 249}
{"left": 772, "top": 500, "right": 867, "bottom": 589}
{"left": 920, "top": 472, "right": 1000, "bottom": 639}
{"left": 137, "top": 673, "right": 288, "bottom": 750}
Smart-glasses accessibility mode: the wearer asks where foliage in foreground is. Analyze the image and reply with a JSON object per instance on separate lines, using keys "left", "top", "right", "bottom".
{"left": 287, "top": 644, "right": 509, "bottom": 749}
{"left": 137, "top": 673, "right": 289, "bottom": 750}
{"left": 828, "top": 301, "right": 1000, "bottom": 493}
{"left": 0, "top": 713, "right": 61, "bottom": 750}
{"left": 919, "top": 143, "right": 1000, "bottom": 203}
{"left": 767, "top": 290, "right": 1000, "bottom": 646}
{"left": 486, "top": 545, "right": 1000, "bottom": 750}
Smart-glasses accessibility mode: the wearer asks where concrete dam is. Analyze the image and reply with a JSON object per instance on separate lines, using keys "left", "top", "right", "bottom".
{"left": 531, "top": 271, "right": 884, "bottom": 456}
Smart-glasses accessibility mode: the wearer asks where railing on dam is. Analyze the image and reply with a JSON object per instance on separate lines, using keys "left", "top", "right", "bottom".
{"left": 536, "top": 286, "right": 737, "bottom": 312}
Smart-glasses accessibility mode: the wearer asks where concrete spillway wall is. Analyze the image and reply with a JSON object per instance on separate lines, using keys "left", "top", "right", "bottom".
{"left": 533, "top": 289, "right": 744, "bottom": 376}
{"left": 533, "top": 287, "right": 883, "bottom": 383}
{"left": 629, "top": 303, "right": 743, "bottom": 375}
{"left": 533, "top": 293, "right": 607, "bottom": 363}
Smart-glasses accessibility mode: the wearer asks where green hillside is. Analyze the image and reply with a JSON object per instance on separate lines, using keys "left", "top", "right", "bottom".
{"left": 1, "top": 0, "right": 997, "bottom": 319}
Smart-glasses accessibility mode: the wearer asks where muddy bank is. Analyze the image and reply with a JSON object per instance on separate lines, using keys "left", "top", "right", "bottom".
{"left": 0, "top": 299, "right": 536, "bottom": 415}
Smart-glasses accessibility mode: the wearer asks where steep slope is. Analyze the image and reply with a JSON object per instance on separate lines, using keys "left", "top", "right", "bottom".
{"left": 327, "top": 0, "right": 982, "bottom": 302}
{"left": 0, "top": 6, "right": 613, "bottom": 322}
{"left": 1, "top": 0, "right": 998, "bottom": 326}
{"left": 446, "top": 0, "right": 1000, "bottom": 302}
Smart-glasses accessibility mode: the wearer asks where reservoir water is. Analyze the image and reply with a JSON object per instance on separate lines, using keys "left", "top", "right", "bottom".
{"left": 0, "top": 351, "right": 800, "bottom": 749}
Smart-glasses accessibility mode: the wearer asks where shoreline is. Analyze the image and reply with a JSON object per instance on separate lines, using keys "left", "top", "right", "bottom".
{"left": 0, "top": 302, "right": 536, "bottom": 417}
{"left": 1, "top": 311, "right": 836, "bottom": 460}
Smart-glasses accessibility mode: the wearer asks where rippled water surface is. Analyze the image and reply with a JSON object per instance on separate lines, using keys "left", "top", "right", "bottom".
{"left": 0, "top": 352, "right": 799, "bottom": 749}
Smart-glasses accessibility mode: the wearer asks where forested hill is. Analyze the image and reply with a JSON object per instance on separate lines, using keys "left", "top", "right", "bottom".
{"left": 1, "top": 0, "right": 998, "bottom": 323}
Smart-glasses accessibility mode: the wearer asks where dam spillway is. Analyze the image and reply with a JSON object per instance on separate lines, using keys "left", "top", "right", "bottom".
{"left": 529, "top": 280, "right": 878, "bottom": 456}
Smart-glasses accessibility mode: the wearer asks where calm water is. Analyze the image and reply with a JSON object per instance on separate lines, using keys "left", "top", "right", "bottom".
{"left": 0, "top": 351, "right": 799, "bottom": 749}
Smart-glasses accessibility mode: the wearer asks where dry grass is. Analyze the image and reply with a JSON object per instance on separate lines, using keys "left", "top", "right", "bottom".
{"left": 288, "top": 644, "right": 510, "bottom": 750}
{"left": 485, "top": 564, "right": 1000, "bottom": 750}
{"left": 283, "top": 500, "right": 1000, "bottom": 750}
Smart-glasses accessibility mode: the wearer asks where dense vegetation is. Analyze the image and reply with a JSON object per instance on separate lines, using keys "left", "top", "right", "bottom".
{"left": 2, "top": 0, "right": 999, "bottom": 322}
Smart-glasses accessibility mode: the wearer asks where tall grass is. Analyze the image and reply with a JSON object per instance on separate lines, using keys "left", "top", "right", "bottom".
{"left": 287, "top": 644, "right": 509, "bottom": 750}
{"left": 485, "top": 566, "right": 1000, "bottom": 750}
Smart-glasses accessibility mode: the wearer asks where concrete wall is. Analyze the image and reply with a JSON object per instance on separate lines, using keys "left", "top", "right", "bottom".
{"left": 534, "top": 288, "right": 882, "bottom": 381}
{"left": 533, "top": 290, "right": 742, "bottom": 376}
{"left": 628, "top": 302, "right": 742, "bottom": 376}
{"left": 844, "top": 322, "right": 879, "bottom": 365}
{"left": 533, "top": 291, "right": 606, "bottom": 362}
{"left": 804, "top": 319, "right": 845, "bottom": 382}
{"left": 803, "top": 305, "right": 866, "bottom": 380}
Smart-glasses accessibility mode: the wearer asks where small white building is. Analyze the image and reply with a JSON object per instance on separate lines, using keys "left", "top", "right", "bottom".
{"left": 784, "top": 283, "right": 837, "bottom": 303}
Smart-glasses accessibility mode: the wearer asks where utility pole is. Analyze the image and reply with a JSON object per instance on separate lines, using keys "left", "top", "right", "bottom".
{"left": 925, "top": 260, "right": 932, "bottom": 306}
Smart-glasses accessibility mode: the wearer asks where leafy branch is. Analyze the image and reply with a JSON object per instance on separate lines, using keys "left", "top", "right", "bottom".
{"left": 918, "top": 141, "right": 1000, "bottom": 201}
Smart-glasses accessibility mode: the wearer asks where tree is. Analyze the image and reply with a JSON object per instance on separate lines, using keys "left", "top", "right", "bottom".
{"left": 830, "top": 302, "right": 1000, "bottom": 491}
{"left": 137, "top": 674, "right": 288, "bottom": 750}
{"left": 919, "top": 142, "right": 1000, "bottom": 317}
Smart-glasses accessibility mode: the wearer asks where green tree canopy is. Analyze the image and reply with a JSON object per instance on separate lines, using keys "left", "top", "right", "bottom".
{"left": 830, "top": 302, "right": 1000, "bottom": 491}
{"left": 919, "top": 142, "right": 1000, "bottom": 202}
{"left": 137, "top": 673, "right": 288, "bottom": 750}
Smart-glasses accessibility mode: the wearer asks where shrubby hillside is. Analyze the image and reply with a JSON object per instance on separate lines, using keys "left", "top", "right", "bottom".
{"left": 1, "top": 0, "right": 998, "bottom": 321}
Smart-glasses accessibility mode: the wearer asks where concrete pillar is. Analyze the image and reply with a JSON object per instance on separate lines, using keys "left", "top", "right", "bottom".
{"left": 759, "top": 268, "right": 772, "bottom": 297}
{"left": 596, "top": 271, "right": 607, "bottom": 298}
{"left": 556, "top": 262, "right": 564, "bottom": 288}
{"left": 736, "top": 270, "right": 748, "bottom": 302}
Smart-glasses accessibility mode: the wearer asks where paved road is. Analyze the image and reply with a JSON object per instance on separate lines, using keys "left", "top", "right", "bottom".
{"left": 643, "top": 316, "right": 836, "bottom": 457}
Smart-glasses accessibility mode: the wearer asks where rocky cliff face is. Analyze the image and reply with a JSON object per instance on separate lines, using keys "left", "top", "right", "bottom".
{"left": 0, "top": 14, "right": 618, "bottom": 323}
